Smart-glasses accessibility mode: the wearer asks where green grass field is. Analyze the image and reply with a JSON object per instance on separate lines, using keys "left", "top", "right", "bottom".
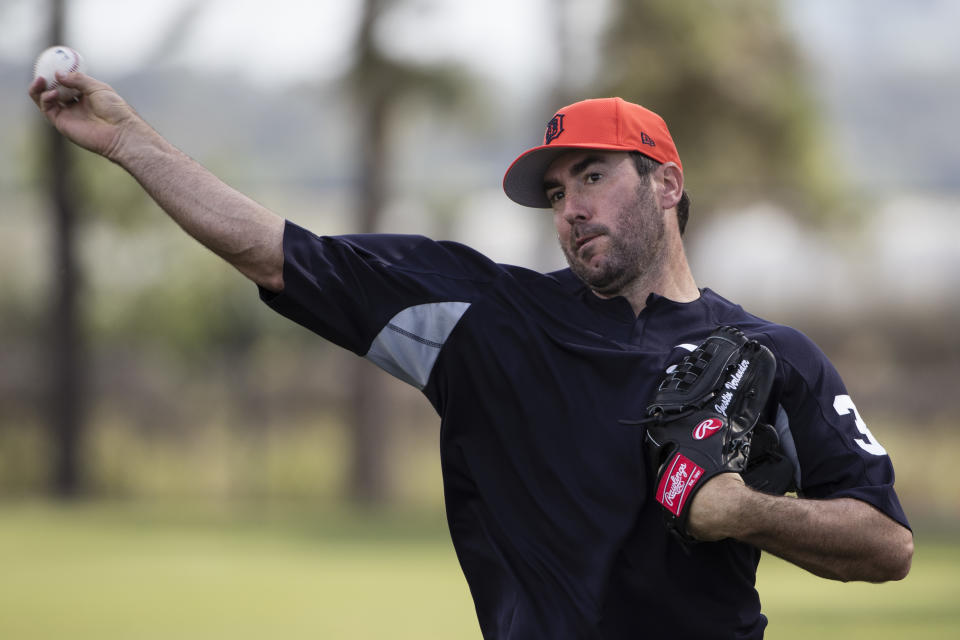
{"left": 0, "top": 502, "right": 956, "bottom": 639}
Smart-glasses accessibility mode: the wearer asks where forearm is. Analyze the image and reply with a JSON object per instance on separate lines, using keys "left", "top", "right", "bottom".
{"left": 111, "top": 119, "right": 285, "bottom": 291}
{"left": 31, "top": 72, "right": 285, "bottom": 290}
{"left": 689, "top": 475, "right": 913, "bottom": 582}
{"left": 734, "top": 493, "right": 911, "bottom": 582}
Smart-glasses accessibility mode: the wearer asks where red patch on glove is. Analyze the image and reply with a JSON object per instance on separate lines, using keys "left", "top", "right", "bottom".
{"left": 656, "top": 453, "right": 705, "bottom": 517}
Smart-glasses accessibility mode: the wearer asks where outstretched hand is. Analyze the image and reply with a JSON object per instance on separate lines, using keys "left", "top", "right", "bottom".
{"left": 28, "top": 71, "right": 141, "bottom": 161}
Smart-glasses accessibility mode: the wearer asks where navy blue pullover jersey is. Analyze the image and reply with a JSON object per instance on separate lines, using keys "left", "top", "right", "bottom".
{"left": 260, "top": 222, "right": 909, "bottom": 640}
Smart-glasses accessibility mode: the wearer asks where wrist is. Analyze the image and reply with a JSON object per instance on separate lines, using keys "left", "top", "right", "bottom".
{"left": 108, "top": 117, "right": 162, "bottom": 167}
{"left": 687, "top": 473, "right": 754, "bottom": 541}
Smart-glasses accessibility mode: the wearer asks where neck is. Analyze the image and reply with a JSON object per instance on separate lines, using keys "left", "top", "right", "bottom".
{"left": 593, "top": 235, "right": 699, "bottom": 315}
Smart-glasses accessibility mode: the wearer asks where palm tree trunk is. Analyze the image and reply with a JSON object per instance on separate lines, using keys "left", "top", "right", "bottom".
{"left": 346, "top": 0, "right": 392, "bottom": 504}
{"left": 46, "top": 0, "right": 85, "bottom": 498}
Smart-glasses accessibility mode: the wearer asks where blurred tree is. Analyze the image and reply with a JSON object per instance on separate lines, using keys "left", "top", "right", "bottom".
{"left": 601, "top": 0, "right": 841, "bottom": 225}
{"left": 36, "top": 0, "right": 212, "bottom": 499}
{"left": 43, "top": 0, "right": 84, "bottom": 498}
{"left": 343, "top": 0, "right": 467, "bottom": 503}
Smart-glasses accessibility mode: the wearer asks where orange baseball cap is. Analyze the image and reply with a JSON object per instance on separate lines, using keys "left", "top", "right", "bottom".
{"left": 502, "top": 97, "right": 682, "bottom": 208}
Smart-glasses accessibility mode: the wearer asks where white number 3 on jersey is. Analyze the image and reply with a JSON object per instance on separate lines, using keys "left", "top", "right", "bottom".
{"left": 833, "top": 395, "right": 888, "bottom": 456}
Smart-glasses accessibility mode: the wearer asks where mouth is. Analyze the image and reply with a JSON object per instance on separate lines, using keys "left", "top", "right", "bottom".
{"left": 575, "top": 233, "right": 602, "bottom": 252}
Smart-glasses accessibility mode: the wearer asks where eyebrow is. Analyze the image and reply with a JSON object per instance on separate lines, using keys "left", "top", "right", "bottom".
{"left": 542, "top": 155, "right": 606, "bottom": 192}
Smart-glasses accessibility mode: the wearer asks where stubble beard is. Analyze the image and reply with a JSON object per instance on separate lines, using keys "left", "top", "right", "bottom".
{"left": 562, "top": 183, "right": 666, "bottom": 297}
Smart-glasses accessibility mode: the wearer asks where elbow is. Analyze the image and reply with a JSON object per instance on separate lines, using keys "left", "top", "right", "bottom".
{"left": 255, "top": 269, "right": 285, "bottom": 294}
{"left": 887, "top": 528, "right": 914, "bottom": 581}
{"left": 874, "top": 526, "right": 913, "bottom": 583}
{"left": 232, "top": 229, "right": 285, "bottom": 293}
{"left": 238, "top": 251, "right": 284, "bottom": 293}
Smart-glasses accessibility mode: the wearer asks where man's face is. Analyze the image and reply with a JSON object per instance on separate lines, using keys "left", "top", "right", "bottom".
{"left": 543, "top": 150, "right": 666, "bottom": 297}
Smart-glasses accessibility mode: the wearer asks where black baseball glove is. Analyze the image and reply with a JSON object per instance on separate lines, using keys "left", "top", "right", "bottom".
{"left": 742, "top": 422, "right": 797, "bottom": 496}
{"left": 624, "top": 326, "right": 778, "bottom": 541}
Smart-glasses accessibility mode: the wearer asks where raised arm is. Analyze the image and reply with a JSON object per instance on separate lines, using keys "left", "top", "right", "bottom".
{"left": 29, "top": 71, "right": 285, "bottom": 292}
{"left": 688, "top": 473, "right": 913, "bottom": 583}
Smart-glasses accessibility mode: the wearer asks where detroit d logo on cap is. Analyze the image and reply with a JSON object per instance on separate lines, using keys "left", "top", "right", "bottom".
{"left": 544, "top": 113, "right": 565, "bottom": 144}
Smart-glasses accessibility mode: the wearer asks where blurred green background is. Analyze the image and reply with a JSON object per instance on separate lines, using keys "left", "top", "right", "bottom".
{"left": 2, "top": 0, "right": 958, "bottom": 637}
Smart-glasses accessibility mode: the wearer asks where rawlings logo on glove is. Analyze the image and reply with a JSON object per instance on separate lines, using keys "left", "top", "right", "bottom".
{"left": 693, "top": 419, "right": 724, "bottom": 440}
{"left": 657, "top": 454, "right": 704, "bottom": 517}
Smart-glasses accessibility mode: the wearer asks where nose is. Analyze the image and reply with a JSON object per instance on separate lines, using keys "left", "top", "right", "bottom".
{"left": 560, "top": 190, "right": 592, "bottom": 225}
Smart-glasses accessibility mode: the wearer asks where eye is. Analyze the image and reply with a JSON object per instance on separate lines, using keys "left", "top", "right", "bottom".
{"left": 586, "top": 172, "right": 602, "bottom": 184}
{"left": 547, "top": 189, "right": 565, "bottom": 204}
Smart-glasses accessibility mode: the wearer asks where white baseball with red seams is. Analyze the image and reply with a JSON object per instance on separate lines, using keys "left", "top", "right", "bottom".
{"left": 33, "top": 46, "right": 86, "bottom": 102}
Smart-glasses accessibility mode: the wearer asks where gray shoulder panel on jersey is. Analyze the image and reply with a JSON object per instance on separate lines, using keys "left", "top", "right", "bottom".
{"left": 775, "top": 404, "right": 802, "bottom": 490}
{"left": 365, "top": 302, "right": 471, "bottom": 389}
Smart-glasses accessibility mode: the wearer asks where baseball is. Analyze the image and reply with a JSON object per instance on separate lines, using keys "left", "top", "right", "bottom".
{"left": 33, "top": 45, "right": 86, "bottom": 102}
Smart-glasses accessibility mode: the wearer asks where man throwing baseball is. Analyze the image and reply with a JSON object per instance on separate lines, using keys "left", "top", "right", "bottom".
{"left": 30, "top": 71, "right": 912, "bottom": 639}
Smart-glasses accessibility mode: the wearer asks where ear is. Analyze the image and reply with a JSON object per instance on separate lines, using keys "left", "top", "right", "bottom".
{"left": 655, "top": 162, "right": 684, "bottom": 211}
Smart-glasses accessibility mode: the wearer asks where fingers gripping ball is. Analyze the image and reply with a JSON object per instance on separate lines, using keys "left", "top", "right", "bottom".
{"left": 34, "top": 46, "right": 86, "bottom": 102}
{"left": 629, "top": 326, "right": 777, "bottom": 542}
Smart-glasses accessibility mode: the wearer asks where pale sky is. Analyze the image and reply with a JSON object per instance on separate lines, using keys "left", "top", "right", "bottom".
{"left": 6, "top": 0, "right": 958, "bottom": 93}
{"left": 4, "top": 0, "right": 958, "bottom": 305}
{"left": 4, "top": 0, "right": 609, "bottom": 92}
